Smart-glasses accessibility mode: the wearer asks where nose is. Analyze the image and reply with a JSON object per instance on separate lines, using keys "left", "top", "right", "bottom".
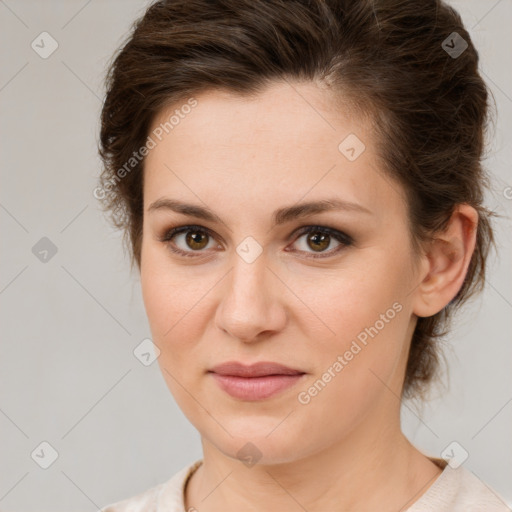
{"left": 214, "top": 254, "right": 287, "bottom": 343}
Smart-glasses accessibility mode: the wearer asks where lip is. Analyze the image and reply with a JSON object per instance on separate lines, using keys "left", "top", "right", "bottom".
{"left": 210, "top": 361, "right": 305, "bottom": 377}
{"left": 208, "top": 361, "right": 306, "bottom": 401}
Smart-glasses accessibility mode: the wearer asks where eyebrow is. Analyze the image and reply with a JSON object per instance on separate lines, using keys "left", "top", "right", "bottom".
{"left": 147, "top": 197, "right": 372, "bottom": 227}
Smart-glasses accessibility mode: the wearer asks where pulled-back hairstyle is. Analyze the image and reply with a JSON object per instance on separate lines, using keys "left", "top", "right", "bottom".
{"left": 97, "top": 0, "right": 497, "bottom": 400}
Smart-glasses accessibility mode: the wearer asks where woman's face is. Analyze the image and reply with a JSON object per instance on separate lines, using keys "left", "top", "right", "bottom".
{"left": 140, "top": 81, "right": 423, "bottom": 464}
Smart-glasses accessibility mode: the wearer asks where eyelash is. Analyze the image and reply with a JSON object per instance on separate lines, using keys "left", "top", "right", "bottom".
{"left": 158, "top": 224, "right": 353, "bottom": 260}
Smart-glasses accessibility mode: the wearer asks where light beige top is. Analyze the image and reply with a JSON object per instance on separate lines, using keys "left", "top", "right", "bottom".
{"left": 100, "top": 457, "right": 511, "bottom": 511}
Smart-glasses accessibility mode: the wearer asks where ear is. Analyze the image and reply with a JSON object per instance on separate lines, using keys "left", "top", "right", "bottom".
{"left": 412, "top": 204, "right": 478, "bottom": 318}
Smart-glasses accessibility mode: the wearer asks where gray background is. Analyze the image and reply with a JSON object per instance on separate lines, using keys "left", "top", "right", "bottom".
{"left": 0, "top": 0, "right": 510, "bottom": 510}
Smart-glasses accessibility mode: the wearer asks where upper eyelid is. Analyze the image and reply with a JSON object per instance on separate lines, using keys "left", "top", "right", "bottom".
{"left": 162, "top": 224, "right": 346, "bottom": 241}
{"left": 161, "top": 224, "right": 352, "bottom": 252}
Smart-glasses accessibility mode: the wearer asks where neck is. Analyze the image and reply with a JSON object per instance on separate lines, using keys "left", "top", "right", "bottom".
{"left": 185, "top": 400, "right": 442, "bottom": 511}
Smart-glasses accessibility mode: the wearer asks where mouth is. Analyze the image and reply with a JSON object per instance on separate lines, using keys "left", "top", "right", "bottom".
{"left": 208, "top": 361, "right": 306, "bottom": 401}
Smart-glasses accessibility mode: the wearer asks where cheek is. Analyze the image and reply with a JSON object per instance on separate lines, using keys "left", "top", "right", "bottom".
{"left": 140, "top": 245, "right": 220, "bottom": 376}
{"left": 140, "top": 261, "right": 209, "bottom": 416}
{"left": 296, "top": 252, "right": 411, "bottom": 383}
{"left": 142, "top": 271, "right": 203, "bottom": 348}
{"left": 141, "top": 245, "right": 193, "bottom": 349}
{"left": 291, "top": 275, "right": 409, "bottom": 440}
{"left": 300, "top": 262, "right": 406, "bottom": 339}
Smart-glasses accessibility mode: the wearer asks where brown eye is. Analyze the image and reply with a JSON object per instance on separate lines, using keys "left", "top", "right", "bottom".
{"left": 160, "top": 224, "right": 353, "bottom": 260}
{"left": 290, "top": 226, "right": 353, "bottom": 259}
{"left": 160, "top": 225, "right": 218, "bottom": 257}
{"left": 306, "top": 231, "right": 331, "bottom": 252}
{"left": 185, "top": 230, "right": 209, "bottom": 250}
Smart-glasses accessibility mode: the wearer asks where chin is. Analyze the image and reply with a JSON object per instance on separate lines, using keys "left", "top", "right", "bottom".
{"left": 219, "top": 434, "right": 303, "bottom": 467}
{"left": 198, "top": 413, "right": 312, "bottom": 466}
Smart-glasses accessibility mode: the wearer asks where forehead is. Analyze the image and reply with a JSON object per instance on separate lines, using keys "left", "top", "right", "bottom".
{"left": 148, "top": 81, "right": 363, "bottom": 154}
{"left": 143, "top": 81, "right": 406, "bottom": 222}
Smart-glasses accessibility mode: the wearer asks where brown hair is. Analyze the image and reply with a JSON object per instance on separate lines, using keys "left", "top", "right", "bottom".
{"left": 97, "top": 0, "right": 497, "bottom": 400}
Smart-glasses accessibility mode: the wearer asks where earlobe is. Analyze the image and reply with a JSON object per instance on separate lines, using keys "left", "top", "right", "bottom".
{"left": 412, "top": 204, "right": 478, "bottom": 318}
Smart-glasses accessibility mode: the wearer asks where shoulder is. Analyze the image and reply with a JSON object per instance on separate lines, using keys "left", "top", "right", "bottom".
{"left": 408, "top": 462, "right": 511, "bottom": 512}
{"left": 99, "top": 460, "right": 203, "bottom": 512}
{"left": 450, "top": 467, "right": 511, "bottom": 511}
{"left": 99, "top": 481, "right": 164, "bottom": 512}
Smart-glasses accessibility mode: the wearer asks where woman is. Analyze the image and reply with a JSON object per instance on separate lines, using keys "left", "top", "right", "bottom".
{"left": 97, "top": 0, "right": 509, "bottom": 510}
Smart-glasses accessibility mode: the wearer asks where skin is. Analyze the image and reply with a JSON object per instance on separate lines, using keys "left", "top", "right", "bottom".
{"left": 139, "top": 80, "right": 478, "bottom": 511}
